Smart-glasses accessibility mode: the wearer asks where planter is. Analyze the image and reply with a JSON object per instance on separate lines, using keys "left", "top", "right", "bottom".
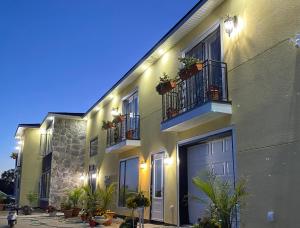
{"left": 89, "top": 219, "right": 97, "bottom": 227}
{"left": 22, "top": 206, "right": 33, "bottom": 215}
{"left": 105, "top": 211, "right": 115, "bottom": 220}
{"left": 156, "top": 80, "right": 177, "bottom": 95}
{"left": 126, "top": 130, "right": 135, "bottom": 139}
{"left": 0, "top": 204, "right": 4, "bottom": 211}
{"left": 179, "top": 62, "right": 203, "bottom": 80}
{"left": 207, "top": 85, "right": 220, "bottom": 101}
{"left": 166, "top": 107, "right": 179, "bottom": 119}
{"left": 63, "top": 209, "right": 73, "bottom": 218}
{"left": 49, "top": 211, "right": 57, "bottom": 217}
{"left": 114, "top": 115, "right": 125, "bottom": 123}
{"left": 80, "top": 214, "right": 88, "bottom": 222}
{"left": 72, "top": 207, "right": 81, "bottom": 217}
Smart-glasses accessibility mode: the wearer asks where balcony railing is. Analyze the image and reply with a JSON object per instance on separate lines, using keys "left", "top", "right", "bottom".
{"left": 106, "top": 114, "right": 140, "bottom": 147}
{"left": 162, "top": 59, "right": 228, "bottom": 122}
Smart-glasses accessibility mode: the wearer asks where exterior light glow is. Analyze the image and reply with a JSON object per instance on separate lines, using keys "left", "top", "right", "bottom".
{"left": 140, "top": 162, "right": 147, "bottom": 170}
{"left": 80, "top": 175, "right": 85, "bottom": 181}
{"left": 15, "top": 146, "right": 21, "bottom": 150}
{"left": 91, "top": 173, "right": 97, "bottom": 179}
{"left": 158, "top": 49, "right": 164, "bottom": 55}
{"left": 224, "top": 15, "right": 237, "bottom": 37}
{"left": 164, "top": 153, "right": 173, "bottom": 165}
{"left": 47, "top": 116, "right": 54, "bottom": 121}
{"left": 40, "top": 129, "right": 47, "bottom": 134}
{"left": 111, "top": 107, "right": 119, "bottom": 116}
{"left": 17, "top": 141, "right": 23, "bottom": 145}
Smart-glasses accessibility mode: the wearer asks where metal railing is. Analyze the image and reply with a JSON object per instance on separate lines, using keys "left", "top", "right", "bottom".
{"left": 106, "top": 114, "right": 140, "bottom": 147}
{"left": 162, "top": 59, "right": 228, "bottom": 121}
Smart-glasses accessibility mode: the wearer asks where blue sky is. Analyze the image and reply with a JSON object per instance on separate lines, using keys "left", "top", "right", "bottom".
{"left": 0, "top": 0, "right": 198, "bottom": 173}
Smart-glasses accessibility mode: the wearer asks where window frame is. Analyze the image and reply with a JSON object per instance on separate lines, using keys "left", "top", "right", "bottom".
{"left": 118, "top": 156, "right": 140, "bottom": 207}
{"left": 89, "top": 137, "right": 99, "bottom": 157}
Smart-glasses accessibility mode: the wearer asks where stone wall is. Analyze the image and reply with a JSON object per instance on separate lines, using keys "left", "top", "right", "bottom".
{"left": 49, "top": 118, "right": 86, "bottom": 208}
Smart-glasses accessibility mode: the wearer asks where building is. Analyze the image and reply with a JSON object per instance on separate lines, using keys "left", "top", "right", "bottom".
{"left": 14, "top": 0, "right": 300, "bottom": 227}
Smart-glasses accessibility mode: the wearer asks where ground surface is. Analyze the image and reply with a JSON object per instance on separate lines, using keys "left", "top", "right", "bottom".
{"left": 0, "top": 212, "right": 172, "bottom": 228}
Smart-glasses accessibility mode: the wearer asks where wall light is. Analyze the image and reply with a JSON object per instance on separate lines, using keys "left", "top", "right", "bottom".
{"left": 91, "top": 173, "right": 97, "bottom": 179}
{"left": 164, "top": 153, "right": 173, "bottom": 165}
{"left": 17, "top": 141, "right": 23, "bottom": 145}
{"left": 290, "top": 34, "right": 300, "bottom": 48}
{"left": 224, "top": 15, "right": 237, "bottom": 37}
{"left": 111, "top": 107, "right": 119, "bottom": 116}
{"left": 15, "top": 146, "right": 21, "bottom": 150}
{"left": 140, "top": 161, "right": 147, "bottom": 170}
{"left": 47, "top": 116, "right": 54, "bottom": 121}
{"left": 80, "top": 174, "right": 86, "bottom": 181}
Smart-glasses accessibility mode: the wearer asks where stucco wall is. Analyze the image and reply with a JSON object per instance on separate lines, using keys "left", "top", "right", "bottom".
{"left": 49, "top": 118, "right": 86, "bottom": 208}
{"left": 84, "top": 0, "right": 300, "bottom": 227}
{"left": 19, "top": 128, "right": 42, "bottom": 207}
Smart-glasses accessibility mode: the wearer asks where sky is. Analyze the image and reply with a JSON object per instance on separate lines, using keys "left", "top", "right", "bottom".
{"left": 0, "top": 0, "right": 199, "bottom": 173}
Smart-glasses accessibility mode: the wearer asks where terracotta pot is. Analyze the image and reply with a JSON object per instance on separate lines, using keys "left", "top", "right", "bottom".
{"left": 207, "top": 85, "right": 220, "bottom": 101}
{"left": 179, "top": 62, "right": 203, "bottom": 80}
{"left": 105, "top": 211, "right": 115, "bottom": 219}
{"left": 156, "top": 80, "right": 177, "bottom": 95}
{"left": 166, "top": 108, "right": 179, "bottom": 119}
{"left": 126, "top": 130, "right": 135, "bottom": 139}
{"left": 80, "top": 214, "right": 87, "bottom": 222}
{"left": 72, "top": 207, "right": 81, "bottom": 217}
{"left": 89, "top": 220, "right": 97, "bottom": 227}
{"left": 63, "top": 209, "right": 73, "bottom": 218}
{"left": 103, "top": 218, "right": 112, "bottom": 226}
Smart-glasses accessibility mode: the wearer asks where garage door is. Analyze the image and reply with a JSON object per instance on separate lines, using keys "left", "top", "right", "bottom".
{"left": 187, "top": 136, "right": 234, "bottom": 224}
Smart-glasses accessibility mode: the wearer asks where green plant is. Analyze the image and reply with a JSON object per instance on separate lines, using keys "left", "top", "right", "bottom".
{"left": 27, "top": 192, "right": 38, "bottom": 207}
{"left": 98, "top": 183, "right": 116, "bottom": 212}
{"left": 68, "top": 187, "right": 84, "bottom": 208}
{"left": 81, "top": 185, "right": 101, "bottom": 216}
{"left": 178, "top": 56, "right": 201, "bottom": 70}
{"left": 0, "top": 193, "right": 5, "bottom": 204}
{"left": 61, "top": 199, "right": 72, "bottom": 210}
{"left": 192, "top": 172, "right": 247, "bottom": 228}
{"left": 10, "top": 152, "right": 18, "bottom": 159}
{"left": 102, "top": 120, "right": 114, "bottom": 130}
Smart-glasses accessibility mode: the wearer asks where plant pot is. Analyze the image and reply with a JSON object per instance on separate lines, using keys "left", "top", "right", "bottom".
{"left": 89, "top": 220, "right": 97, "bottom": 227}
{"left": 49, "top": 211, "right": 57, "bottom": 217}
{"left": 63, "top": 209, "right": 73, "bottom": 218}
{"left": 22, "top": 205, "right": 33, "bottom": 215}
{"left": 166, "top": 107, "right": 179, "bottom": 119}
{"left": 103, "top": 218, "right": 112, "bottom": 226}
{"left": 105, "top": 211, "right": 115, "bottom": 220}
{"left": 124, "top": 217, "right": 139, "bottom": 228}
{"left": 179, "top": 62, "right": 203, "bottom": 80}
{"left": 207, "top": 85, "right": 220, "bottom": 101}
{"left": 156, "top": 80, "right": 177, "bottom": 95}
{"left": 80, "top": 214, "right": 88, "bottom": 222}
{"left": 126, "top": 130, "right": 135, "bottom": 139}
{"left": 0, "top": 204, "right": 4, "bottom": 211}
{"left": 72, "top": 207, "right": 81, "bottom": 217}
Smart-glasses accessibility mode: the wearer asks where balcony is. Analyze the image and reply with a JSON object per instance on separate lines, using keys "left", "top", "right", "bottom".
{"left": 105, "top": 114, "right": 141, "bottom": 153}
{"left": 161, "top": 60, "right": 232, "bottom": 132}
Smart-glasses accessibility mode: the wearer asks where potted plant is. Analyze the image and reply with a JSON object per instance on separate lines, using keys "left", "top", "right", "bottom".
{"left": 61, "top": 200, "right": 73, "bottom": 218}
{"left": 126, "top": 129, "right": 135, "bottom": 139}
{"left": 166, "top": 107, "right": 179, "bottom": 119}
{"left": 125, "top": 192, "right": 150, "bottom": 228}
{"left": 155, "top": 73, "right": 177, "bottom": 95}
{"left": 79, "top": 209, "right": 88, "bottom": 222}
{"left": 10, "top": 152, "right": 18, "bottom": 160}
{"left": 68, "top": 187, "right": 84, "bottom": 217}
{"left": 192, "top": 172, "right": 247, "bottom": 228}
{"left": 46, "top": 205, "right": 57, "bottom": 217}
{"left": 178, "top": 56, "right": 203, "bottom": 80}
{"left": 22, "top": 192, "right": 38, "bottom": 215}
{"left": 102, "top": 121, "right": 114, "bottom": 130}
{"left": 113, "top": 114, "right": 125, "bottom": 124}
{"left": 98, "top": 183, "right": 116, "bottom": 220}
{"left": 207, "top": 85, "right": 220, "bottom": 101}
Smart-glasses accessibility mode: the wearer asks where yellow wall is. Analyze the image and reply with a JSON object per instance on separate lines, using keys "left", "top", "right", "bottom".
{"left": 84, "top": 0, "right": 300, "bottom": 227}
{"left": 19, "top": 128, "right": 42, "bottom": 207}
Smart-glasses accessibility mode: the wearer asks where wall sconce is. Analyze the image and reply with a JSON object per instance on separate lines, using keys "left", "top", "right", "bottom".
{"left": 164, "top": 153, "right": 173, "bottom": 165}
{"left": 140, "top": 161, "right": 147, "bottom": 170}
{"left": 224, "top": 15, "right": 237, "bottom": 37}
{"left": 80, "top": 174, "right": 86, "bottom": 181}
{"left": 290, "top": 34, "right": 300, "bottom": 48}
{"left": 111, "top": 107, "right": 119, "bottom": 116}
{"left": 91, "top": 173, "right": 97, "bottom": 179}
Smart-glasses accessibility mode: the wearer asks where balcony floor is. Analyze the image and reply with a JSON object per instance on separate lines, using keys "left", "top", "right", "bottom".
{"left": 105, "top": 139, "right": 141, "bottom": 153}
{"left": 161, "top": 101, "right": 232, "bottom": 132}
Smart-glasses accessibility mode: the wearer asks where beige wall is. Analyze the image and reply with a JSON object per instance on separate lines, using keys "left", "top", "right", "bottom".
{"left": 84, "top": 0, "right": 300, "bottom": 227}
{"left": 19, "top": 128, "right": 42, "bottom": 207}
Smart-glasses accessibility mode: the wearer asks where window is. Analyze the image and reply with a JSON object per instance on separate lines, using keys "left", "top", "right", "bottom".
{"left": 90, "top": 137, "right": 98, "bottom": 157}
{"left": 118, "top": 157, "right": 139, "bottom": 207}
{"left": 40, "top": 171, "right": 51, "bottom": 199}
{"left": 88, "top": 165, "right": 97, "bottom": 192}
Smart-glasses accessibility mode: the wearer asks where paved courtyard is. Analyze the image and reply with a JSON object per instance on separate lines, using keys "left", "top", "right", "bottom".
{"left": 0, "top": 212, "right": 174, "bottom": 228}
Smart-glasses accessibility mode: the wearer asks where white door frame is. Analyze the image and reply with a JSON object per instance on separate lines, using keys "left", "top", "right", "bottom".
{"left": 150, "top": 151, "right": 165, "bottom": 222}
{"left": 176, "top": 126, "right": 237, "bottom": 226}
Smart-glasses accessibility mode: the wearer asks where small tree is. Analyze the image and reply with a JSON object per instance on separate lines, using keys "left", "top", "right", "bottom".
{"left": 192, "top": 172, "right": 247, "bottom": 228}
{"left": 27, "top": 192, "right": 38, "bottom": 207}
{"left": 98, "top": 183, "right": 116, "bottom": 212}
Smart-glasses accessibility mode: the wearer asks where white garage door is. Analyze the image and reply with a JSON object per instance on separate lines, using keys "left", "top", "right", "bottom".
{"left": 187, "top": 136, "right": 234, "bottom": 224}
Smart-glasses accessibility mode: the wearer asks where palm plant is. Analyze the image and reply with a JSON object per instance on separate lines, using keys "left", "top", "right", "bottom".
{"left": 192, "top": 172, "right": 247, "bottom": 228}
{"left": 68, "top": 187, "right": 84, "bottom": 208}
{"left": 98, "top": 183, "right": 116, "bottom": 212}
{"left": 81, "top": 185, "right": 101, "bottom": 216}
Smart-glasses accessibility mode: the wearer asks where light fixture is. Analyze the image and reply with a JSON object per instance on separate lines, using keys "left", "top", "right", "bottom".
{"left": 91, "top": 173, "right": 97, "bottom": 179}
{"left": 17, "top": 141, "right": 23, "bottom": 145}
{"left": 164, "top": 153, "right": 173, "bottom": 165}
{"left": 290, "top": 34, "right": 300, "bottom": 48}
{"left": 111, "top": 107, "right": 119, "bottom": 116}
{"left": 80, "top": 174, "right": 86, "bottom": 181}
{"left": 140, "top": 161, "right": 147, "bottom": 170}
{"left": 224, "top": 15, "right": 237, "bottom": 37}
{"left": 15, "top": 146, "right": 21, "bottom": 150}
{"left": 47, "top": 116, "right": 54, "bottom": 121}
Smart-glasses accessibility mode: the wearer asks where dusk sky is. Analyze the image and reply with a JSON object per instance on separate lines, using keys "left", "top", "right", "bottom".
{"left": 0, "top": 0, "right": 199, "bottom": 173}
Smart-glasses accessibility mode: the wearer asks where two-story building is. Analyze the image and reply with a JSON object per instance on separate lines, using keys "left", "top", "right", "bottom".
{"left": 14, "top": 0, "right": 300, "bottom": 227}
